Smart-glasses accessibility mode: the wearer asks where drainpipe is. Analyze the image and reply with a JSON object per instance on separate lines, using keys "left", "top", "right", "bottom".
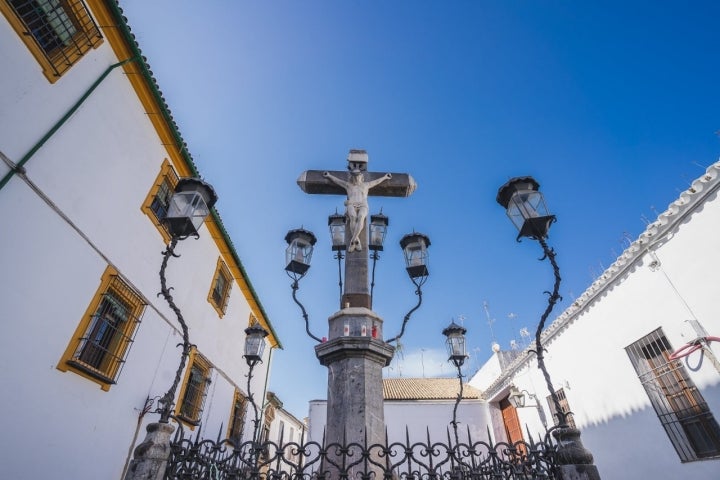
{"left": 0, "top": 56, "right": 137, "bottom": 193}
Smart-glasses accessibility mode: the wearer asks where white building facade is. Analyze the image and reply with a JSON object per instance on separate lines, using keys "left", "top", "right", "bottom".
{"left": 471, "top": 161, "right": 720, "bottom": 478}
{"left": 308, "top": 378, "right": 489, "bottom": 445}
{"left": 0, "top": 1, "right": 279, "bottom": 479}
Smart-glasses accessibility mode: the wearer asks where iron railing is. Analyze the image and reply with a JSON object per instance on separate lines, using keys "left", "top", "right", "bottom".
{"left": 165, "top": 420, "right": 559, "bottom": 480}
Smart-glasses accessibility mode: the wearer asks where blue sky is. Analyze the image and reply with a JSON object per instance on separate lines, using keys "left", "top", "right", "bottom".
{"left": 120, "top": 0, "right": 719, "bottom": 418}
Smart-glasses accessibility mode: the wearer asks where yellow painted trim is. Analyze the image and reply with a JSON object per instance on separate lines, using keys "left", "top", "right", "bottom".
{"left": 85, "top": 0, "right": 279, "bottom": 347}
{"left": 206, "top": 221, "right": 280, "bottom": 348}
{"left": 57, "top": 265, "right": 145, "bottom": 390}
{"left": 0, "top": 0, "right": 103, "bottom": 83}
{"left": 207, "top": 257, "right": 232, "bottom": 318}
{"left": 175, "top": 347, "right": 212, "bottom": 430}
{"left": 227, "top": 388, "right": 248, "bottom": 441}
{"left": 141, "top": 158, "right": 178, "bottom": 243}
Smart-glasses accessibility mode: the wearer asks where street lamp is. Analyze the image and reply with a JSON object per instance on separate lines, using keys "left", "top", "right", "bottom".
{"left": 400, "top": 232, "right": 430, "bottom": 280}
{"left": 369, "top": 211, "right": 389, "bottom": 299}
{"left": 285, "top": 228, "right": 322, "bottom": 343}
{"left": 285, "top": 228, "right": 317, "bottom": 279}
{"left": 443, "top": 320, "right": 467, "bottom": 445}
{"left": 385, "top": 232, "right": 431, "bottom": 344}
{"left": 497, "top": 176, "right": 600, "bottom": 478}
{"left": 508, "top": 386, "right": 548, "bottom": 427}
{"left": 496, "top": 176, "right": 555, "bottom": 241}
{"left": 243, "top": 324, "right": 269, "bottom": 443}
{"left": 157, "top": 177, "right": 217, "bottom": 423}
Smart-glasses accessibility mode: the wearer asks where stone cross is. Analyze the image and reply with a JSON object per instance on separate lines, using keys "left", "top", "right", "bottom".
{"left": 297, "top": 149, "right": 416, "bottom": 309}
{"left": 296, "top": 149, "right": 417, "bottom": 469}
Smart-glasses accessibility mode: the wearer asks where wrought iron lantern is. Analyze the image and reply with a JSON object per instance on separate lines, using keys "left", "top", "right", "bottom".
{"left": 400, "top": 232, "right": 431, "bottom": 279}
{"left": 328, "top": 212, "right": 346, "bottom": 251}
{"left": 285, "top": 228, "right": 317, "bottom": 276}
{"left": 369, "top": 212, "right": 389, "bottom": 251}
{"left": 163, "top": 178, "right": 218, "bottom": 239}
{"left": 442, "top": 320, "right": 468, "bottom": 368}
{"left": 496, "top": 176, "right": 555, "bottom": 240}
{"left": 244, "top": 324, "right": 269, "bottom": 366}
{"left": 508, "top": 386, "right": 527, "bottom": 408}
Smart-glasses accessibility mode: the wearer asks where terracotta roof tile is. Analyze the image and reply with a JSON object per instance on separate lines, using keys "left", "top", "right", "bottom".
{"left": 383, "top": 378, "right": 481, "bottom": 400}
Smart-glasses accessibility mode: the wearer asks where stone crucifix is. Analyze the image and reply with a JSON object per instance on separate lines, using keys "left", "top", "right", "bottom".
{"left": 297, "top": 149, "right": 417, "bottom": 309}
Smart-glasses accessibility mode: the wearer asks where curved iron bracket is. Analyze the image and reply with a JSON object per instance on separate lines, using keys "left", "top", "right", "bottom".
{"left": 291, "top": 280, "right": 323, "bottom": 343}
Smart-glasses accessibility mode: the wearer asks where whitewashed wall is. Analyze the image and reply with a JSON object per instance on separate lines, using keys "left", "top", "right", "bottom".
{"left": 308, "top": 396, "right": 490, "bottom": 445}
{"left": 471, "top": 163, "right": 720, "bottom": 478}
{"left": 0, "top": 8, "right": 273, "bottom": 480}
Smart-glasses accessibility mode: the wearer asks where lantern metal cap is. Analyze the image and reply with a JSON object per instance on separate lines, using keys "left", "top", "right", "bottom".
{"left": 399, "top": 232, "right": 431, "bottom": 249}
{"left": 176, "top": 177, "right": 219, "bottom": 209}
{"left": 284, "top": 228, "right": 317, "bottom": 246}
{"left": 442, "top": 320, "right": 467, "bottom": 338}
{"left": 496, "top": 176, "right": 539, "bottom": 209}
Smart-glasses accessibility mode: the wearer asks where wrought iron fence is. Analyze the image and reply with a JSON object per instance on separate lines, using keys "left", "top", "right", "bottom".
{"left": 165, "top": 420, "right": 559, "bottom": 480}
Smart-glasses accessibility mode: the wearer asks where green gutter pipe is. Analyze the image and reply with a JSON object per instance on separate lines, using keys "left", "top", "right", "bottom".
{"left": 106, "top": 2, "right": 281, "bottom": 348}
{"left": 0, "top": 56, "right": 137, "bottom": 192}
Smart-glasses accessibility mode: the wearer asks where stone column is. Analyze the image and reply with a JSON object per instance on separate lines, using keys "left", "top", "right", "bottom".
{"left": 124, "top": 422, "right": 175, "bottom": 480}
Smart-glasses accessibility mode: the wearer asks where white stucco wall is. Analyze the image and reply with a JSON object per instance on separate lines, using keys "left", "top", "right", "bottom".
{"left": 471, "top": 163, "right": 720, "bottom": 478}
{"left": 308, "top": 396, "right": 490, "bottom": 446}
{"left": 0, "top": 7, "right": 273, "bottom": 480}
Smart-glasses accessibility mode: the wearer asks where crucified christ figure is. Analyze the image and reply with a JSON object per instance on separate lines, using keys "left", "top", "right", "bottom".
{"left": 323, "top": 169, "right": 392, "bottom": 252}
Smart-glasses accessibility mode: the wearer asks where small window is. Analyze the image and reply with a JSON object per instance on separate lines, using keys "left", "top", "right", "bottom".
{"left": 142, "top": 159, "right": 179, "bottom": 242}
{"left": 1, "top": 0, "right": 103, "bottom": 82}
{"left": 627, "top": 328, "right": 720, "bottom": 462}
{"left": 228, "top": 389, "right": 248, "bottom": 444}
{"left": 546, "top": 388, "right": 576, "bottom": 429}
{"left": 208, "top": 257, "right": 232, "bottom": 317}
{"left": 58, "top": 266, "right": 146, "bottom": 390}
{"left": 176, "top": 349, "right": 212, "bottom": 426}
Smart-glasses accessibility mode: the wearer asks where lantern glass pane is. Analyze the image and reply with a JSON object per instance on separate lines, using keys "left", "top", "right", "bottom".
{"left": 507, "top": 190, "right": 548, "bottom": 221}
{"left": 369, "top": 223, "right": 387, "bottom": 248}
{"left": 404, "top": 241, "right": 427, "bottom": 268}
{"left": 446, "top": 334, "right": 466, "bottom": 357}
{"left": 286, "top": 236, "right": 314, "bottom": 273}
{"left": 329, "top": 222, "right": 346, "bottom": 249}
{"left": 164, "top": 191, "right": 211, "bottom": 237}
{"left": 245, "top": 335, "right": 266, "bottom": 358}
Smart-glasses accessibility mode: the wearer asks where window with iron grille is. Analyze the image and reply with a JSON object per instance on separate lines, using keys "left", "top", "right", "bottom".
{"left": 1, "top": 0, "right": 103, "bottom": 82}
{"left": 207, "top": 257, "right": 232, "bottom": 317}
{"left": 228, "top": 389, "right": 248, "bottom": 443}
{"left": 142, "top": 160, "right": 179, "bottom": 242}
{"left": 626, "top": 328, "right": 720, "bottom": 462}
{"left": 58, "top": 266, "right": 146, "bottom": 390}
{"left": 177, "top": 349, "right": 212, "bottom": 426}
{"left": 546, "top": 388, "right": 576, "bottom": 429}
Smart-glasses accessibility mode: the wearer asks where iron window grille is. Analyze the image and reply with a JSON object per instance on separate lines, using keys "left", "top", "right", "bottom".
{"left": 143, "top": 160, "right": 180, "bottom": 242}
{"left": 177, "top": 352, "right": 212, "bottom": 426}
{"left": 207, "top": 258, "right": 232, "bottom": 317}
{"left": 546, "top": 388, "right": 576, "bottom": 429}
{"left": 3, "top": 0, "right": 102, "bottom": 80}
{"left": 66, "top": 272, "right": 146, "bottom": 386}
{"left": 626, "top": 328, "right": 720, "bottom": 462}
{"left": 228, "top": 389, "right": 248, "bottom": 444}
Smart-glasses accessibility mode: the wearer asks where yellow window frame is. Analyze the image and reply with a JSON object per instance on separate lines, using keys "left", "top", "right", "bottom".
{"left": 0, "top": 0, "right": 103, "bottom": 83}
{"left": 57, "top": 265, "right": 146, "bottom": 391}
{"left": 227, "top": 388, "right": 248, "bottom": 443}
{"left": 141, "top": 159, "right": 179, "bottom": 243}
{"left": 175, "top": 347, "right": 212, "bottom": 428}
{"left": 208, "top": 257, "right": 232, "bottom": 317}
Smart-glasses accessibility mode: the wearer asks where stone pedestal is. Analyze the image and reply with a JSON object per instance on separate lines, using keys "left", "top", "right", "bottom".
{"left": 553, "top": 427, "right": 601, "bottom": 480}
{"left": 124, "top": 422, "right": 175, "bottom": 480}
{"left": 315, "top": 308, "right": 394, "bottom": 451}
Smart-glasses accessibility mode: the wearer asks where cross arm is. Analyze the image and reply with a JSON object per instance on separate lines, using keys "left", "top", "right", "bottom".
{"left": 297, "top": 170, "right": 417, "bottom": 197}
